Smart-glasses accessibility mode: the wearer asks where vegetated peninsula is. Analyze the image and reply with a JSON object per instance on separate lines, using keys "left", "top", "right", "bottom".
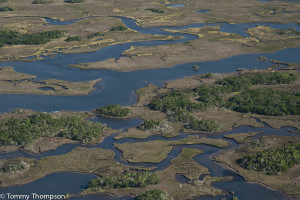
{"left": 0, "top": 67, "right": 101, "bottom": 95}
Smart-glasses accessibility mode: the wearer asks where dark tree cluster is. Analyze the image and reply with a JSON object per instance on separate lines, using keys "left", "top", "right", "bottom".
{"left": 145, "top": 8, "right": 165, "bottom": 13}
{"left": 0, "top": 30, "right": 64, "bottom": 47}
{"left": 0, "top": 112, "right": 106, "bottom": 146}
{"left": 228, "top": 88, "right": 300, "bottom": 116}
{"left": 87, "top": 32, "right": 105, "bottom": 39}
{"left": 193, "top": 85, "right": 226, "bottom": 107}
{"left": 239, "top": 143, "right": 300, "bottom": 174}
{"left": 65, "top": 36, "right": 83, "bottom": 42}
{"left": 2, "top": 160, "right": 29, "bottom": 174}
{"left": 168, "top": 110, "right": 194, "bottom": 123}
{"left": 150, "top": 90, "right": 220, "bottom": 132}
{"left": 138, "top": 119, "right": 161, "bottom": 130}
{"left": 217, "top": 72, "right": 297, "bottom": 92}
{"left": 58, "top": 117, "right": 107, "bottom": 143}
{"left": 150, "top": 91, "right": 203, "bottom": 113}
{"left": 0, "top": 0, "right": 9, "bottom": 3}
{"left": 110, "top": 26, "right": 128, "bottom": 31}
{"left": 94, "top": 105, "right": 131, "bottom": 117}
{"left": 186, "top": 119, "right": 220, "bottom": 132}
{"left": 0, "top": 6, "right": 14, "bottom": 11}
{"left": 88, "top": 172, "right": 160, "bottom": 190}
{"left": 135, "top": 189, "right": 172, "bottom": 200}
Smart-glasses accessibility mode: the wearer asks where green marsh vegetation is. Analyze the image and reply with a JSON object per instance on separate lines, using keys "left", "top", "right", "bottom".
{"left": 239, "top": 143, "right": 300, "bottom": 174}
{"left": 87, "top": 32, "right": 105, "bottom": 39}
{"left": 149, "top": 89, "right": 222, "bottom": 132}
{"left": 0, "top": 112, "right": 107, "bottom": 146}
{"left": 65, "top": 36, "right": 83, "bottom": 42}
{"left": 145, "top": 8, "right": 165, "bottom": 13}
{"left": 0, "top": 30, "right": 64, "bottom": 47}
{"left": 94, "top": 105, "right": 131, "bottom": 117}
{"left": 138, "top": 119, "right": 161, "bottom": 130}
{"left": 2, "top": 160, "right": 29, "bottom": 174}
{"left": 88, "top": 171, "right": 160, "bottom": 190}
{"left": 228, "top": 88, "right": 300, "bottom": 116}
{"left": 0, "top": 6, "right": 14, "bottom": 11}
{"left": 147, "top": 71, "right": 299, "bottom": 132}
{"left": 0, "top": 0, "right": 9, "bottom": 3}
{"left": 110, "top": 26, "right": 128, "bottom": 32}
{"left": 186, "top": 119, "right": 220, "bottom": 132}
{"left": 217, "top": 72, "right": 297, "bottom": 92}
{"left": 135, "top": 189, "right": 172, "bottom": 200}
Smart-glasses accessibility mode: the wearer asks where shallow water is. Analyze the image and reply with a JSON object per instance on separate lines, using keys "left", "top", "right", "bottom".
{"left": 44, "top": 17, "right": 88, "bottom": 26}
{"left": 165, "top": 4, "right": 186, "bottom": 8}
{"left": 194, "top": 10, "right": 210, "bottom": 13}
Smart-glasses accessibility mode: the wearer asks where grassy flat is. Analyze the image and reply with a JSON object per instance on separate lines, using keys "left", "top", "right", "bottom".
{"left": 224, "top": 131, "right": 264, "bottom": 143}
{"left": 114, "top": 135, "right": 230, "bottom": 163}
{"left": 0, "top": 67, "right": 101, "bottom": 95}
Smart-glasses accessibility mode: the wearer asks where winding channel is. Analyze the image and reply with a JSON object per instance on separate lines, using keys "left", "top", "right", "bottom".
{"left": 0, "top": 17, "right": 300, "bottom": 199}
{"left": 0, "top": 17, "right": 300, "bottom": 112}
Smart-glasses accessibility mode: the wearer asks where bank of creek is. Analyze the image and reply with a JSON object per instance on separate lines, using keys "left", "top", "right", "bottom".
{"left": 0, "top": 17, "right": 299, "bottom": 200}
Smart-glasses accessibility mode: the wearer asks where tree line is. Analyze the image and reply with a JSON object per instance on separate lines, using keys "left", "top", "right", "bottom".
{"left": 0, "top": 30, "right": 64, "bottom": 47}
{"left": 94, "top": 105, "right": 131, "bottom": 117}
{"left": 88, "top": 171, "right": 160, "bottom": 190}
{"left": 0, "top": 112, "right": 107, "bottom": 146}
{"left": 239, "top": 143, "right": 300, "bottom": 174}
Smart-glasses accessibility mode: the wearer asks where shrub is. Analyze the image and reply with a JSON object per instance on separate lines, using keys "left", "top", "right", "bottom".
{"left": 2, "top": 161, "right": 29, "bottom": 173}
{"left": 0, "top": 30, "right": 64, "bottom": 47}
{"left": 0, "top": 112, "right": 106, "bottom": 145}
{"left": 110, "top": 25, "right": 128, "bottom": 31}
{"left": 138, "top": 119, "right": 161, "bottom": 130}
{"left": 200, "top": 73, "right": 214, "bottom": 79}
{"left": 65, "top": 36, "right": 83, "bottom": 42}
{"left": 168, "top": 110, "right": 194, "bottom": 123}
{"left": 239, "top": 143, "right": 300, "bottom": 174}
{"left": 217, "top": 72, "right": 297, "bottom": 92}
{"left": 227, "top": 88, "right": 300, "bottom": 116}
{"left": 0, "top": 6, "right": 14, "bottom": 11}
{"left": 87, "top": 32, "right": 105, "bottom": 39}
{"left": 135, "top": 189, "right": 172, "bottom": 200}
{"left": 145, "top": 8, "right": 165, "bottom": 13}
{"left": 150, "top": 91, "right": 203, "bottom": 112}
{"left": 88, "top": 172, "right": 160, "bottom": 190}
{"left": 94, "top": 105, "right": 131, "bottom": 117}
{"left": 193, "top": 85, "right": 225, "bottom": 107}
{"left": 186, "top": 119, "right": 220, "bottom": 132}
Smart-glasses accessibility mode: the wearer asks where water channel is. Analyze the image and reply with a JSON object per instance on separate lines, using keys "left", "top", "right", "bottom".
{"left": 0, "top": 17, "right": 299, "bottom": 200}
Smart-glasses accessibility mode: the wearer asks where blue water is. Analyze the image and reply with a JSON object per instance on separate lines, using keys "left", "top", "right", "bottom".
{"left": 44, "top": 17, "right": 88, "bottom": 26}
{"left": 195, "top": 10, "right": 210, "bottom": 13}
{"left": 166, "top": 4, "right": 186, "bottom": 7}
